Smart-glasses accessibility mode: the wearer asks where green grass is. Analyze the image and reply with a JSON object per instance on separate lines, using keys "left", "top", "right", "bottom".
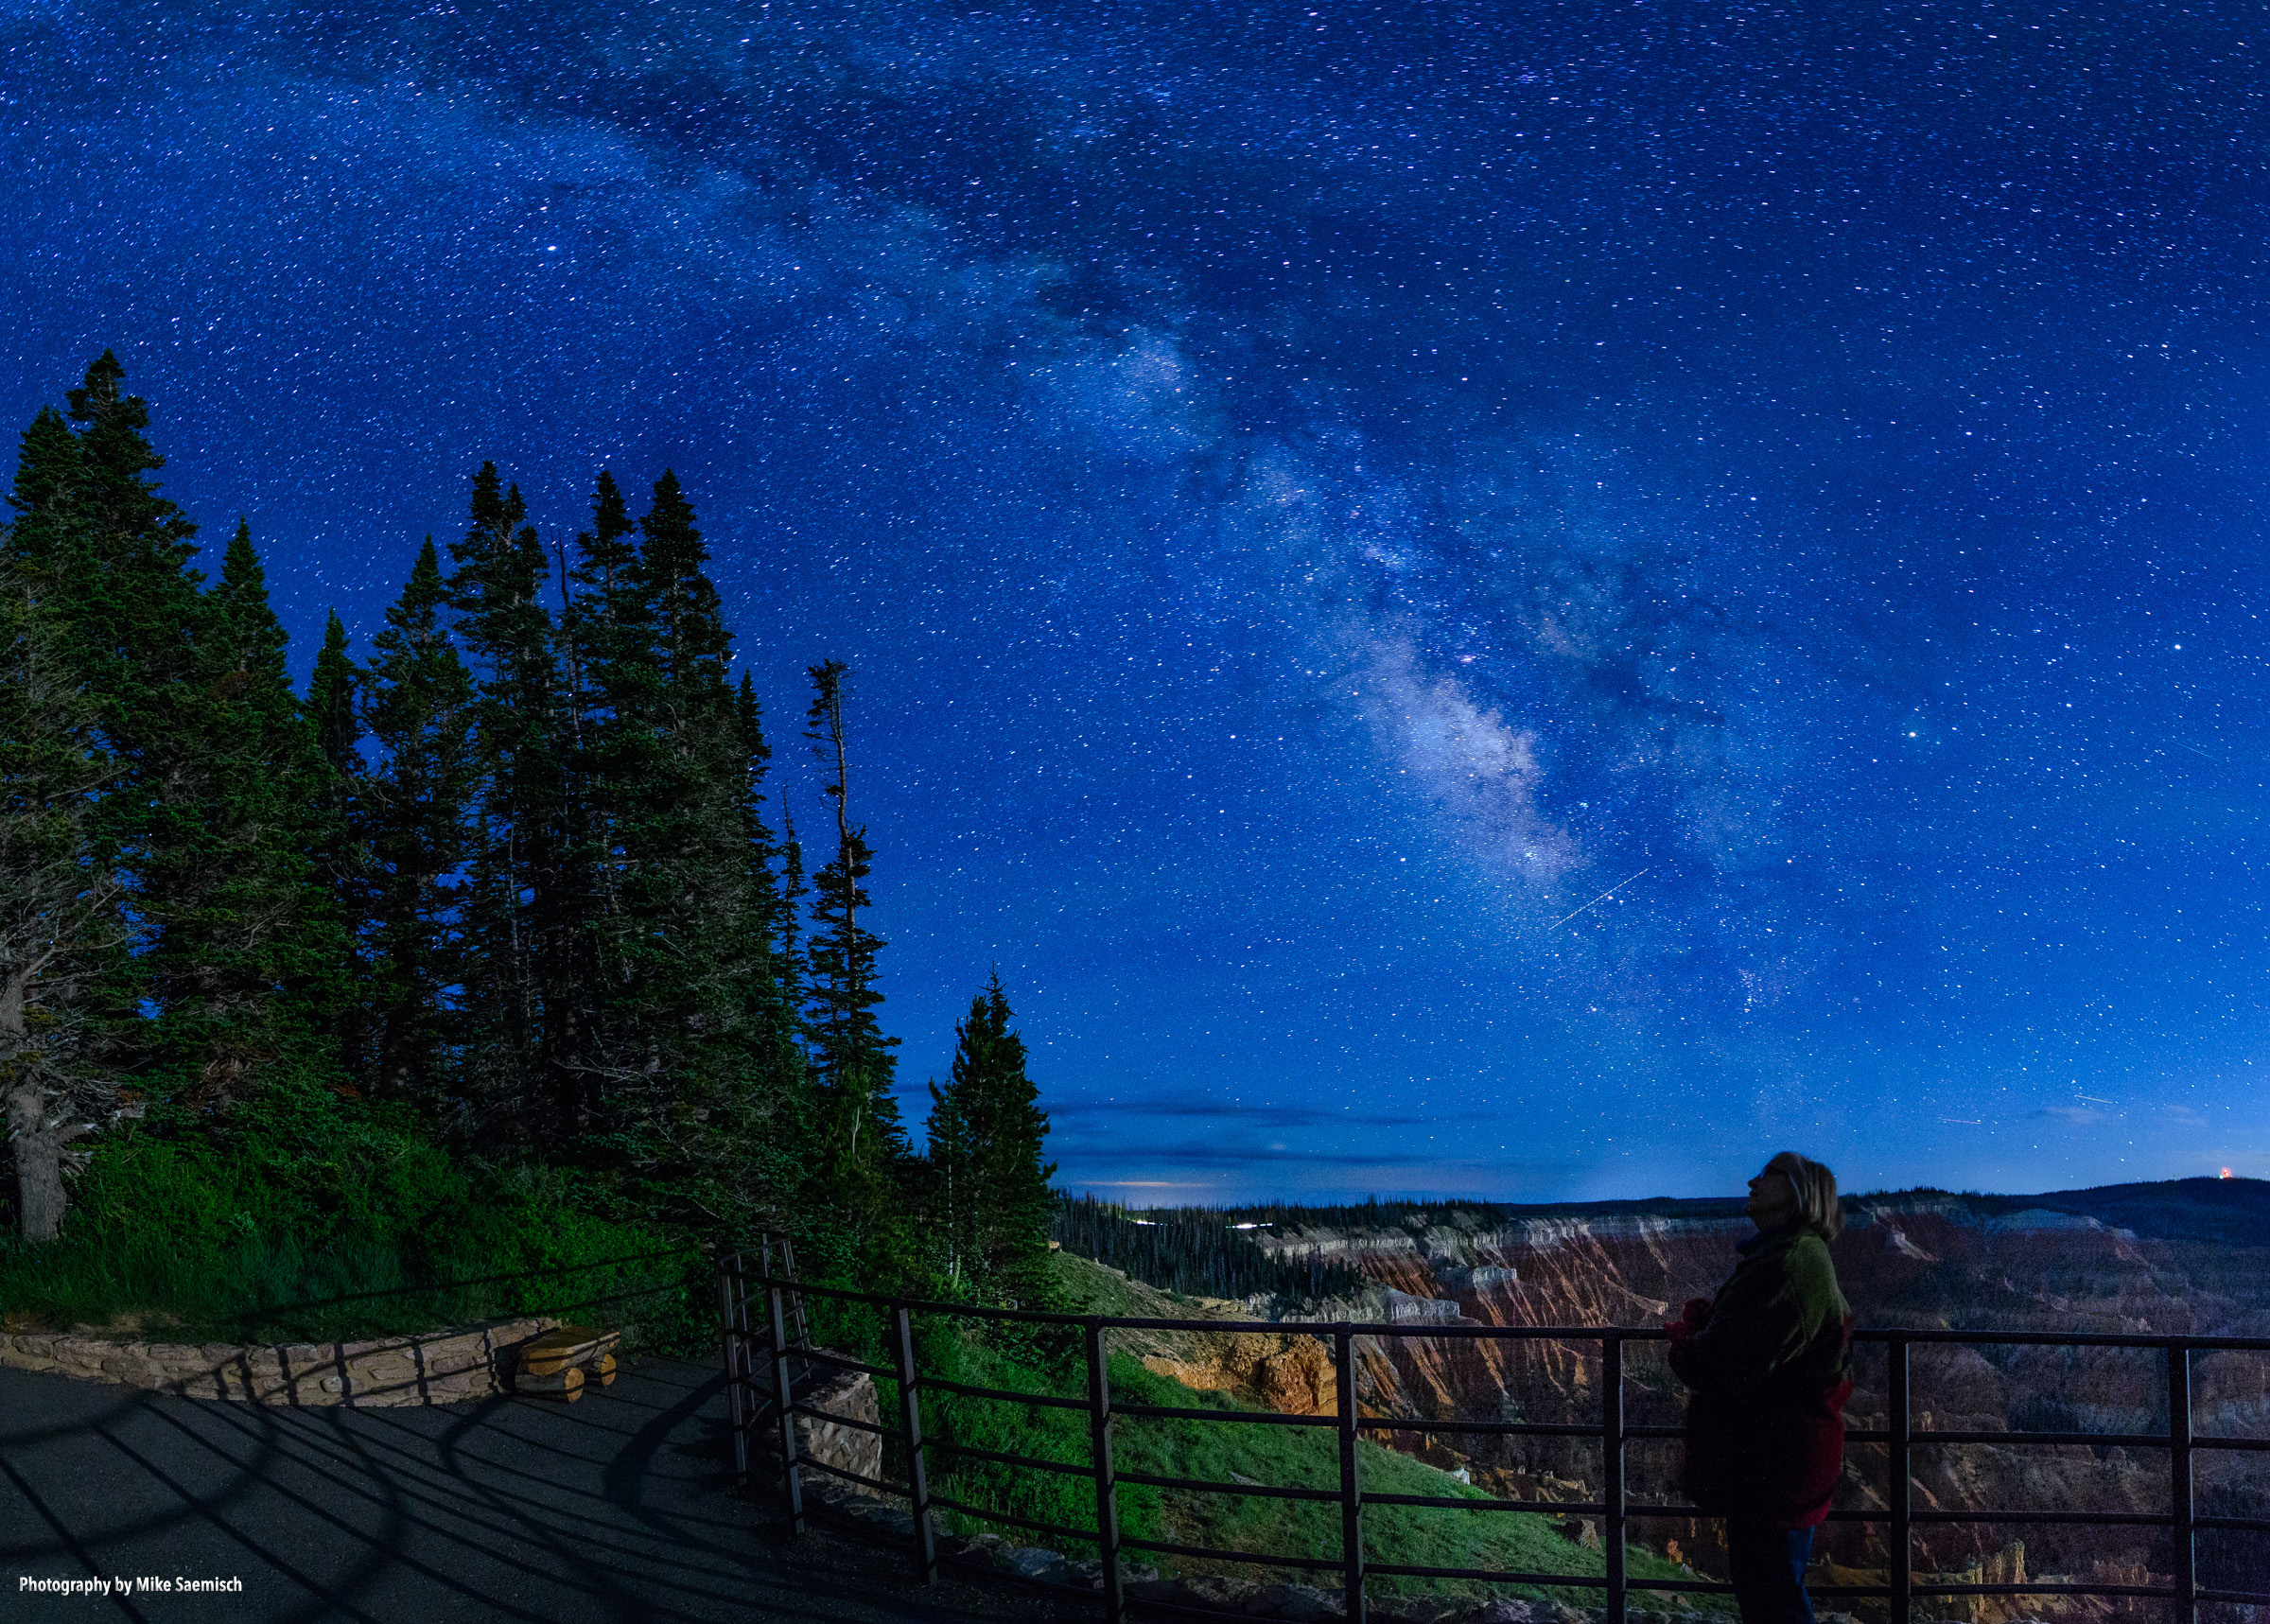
{"left": 802, "top": 1286, "right": 1169, "bottom": 1550}
{"left": 1109, "top": 1359, "right": 1715, "bottom": 1607}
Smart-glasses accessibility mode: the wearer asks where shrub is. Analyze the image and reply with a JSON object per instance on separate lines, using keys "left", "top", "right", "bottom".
{"left": 0, "top": 1079, "right": 701, "bottom": 1348}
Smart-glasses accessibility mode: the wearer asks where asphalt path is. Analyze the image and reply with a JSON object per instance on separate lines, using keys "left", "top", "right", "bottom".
{"left": 0, "top": 1358, "right": 1091, "bottom": 1624}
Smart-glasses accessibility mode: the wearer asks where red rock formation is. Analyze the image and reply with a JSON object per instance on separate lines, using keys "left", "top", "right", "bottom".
{"left": 1242, "top": 1197, "right": 2270, "bottom": 1615}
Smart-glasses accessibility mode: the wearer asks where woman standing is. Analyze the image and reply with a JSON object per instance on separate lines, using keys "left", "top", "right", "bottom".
{"left": 1667, "top": 1152, "right": 1854, "bottom": 1624}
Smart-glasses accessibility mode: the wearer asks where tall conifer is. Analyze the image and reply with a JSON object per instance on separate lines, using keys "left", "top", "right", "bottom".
{"left": 169, "top": 521, "right": 352, "bottom": 1081}
{"left": 928, "top": 974, "right": 1056, "bottom": 1300}
{"left": 567, "top": 473, "right": 800, "bottom": 1220}
{"left": 308, "top": 611, "right": 360, "bottom": 777}
{"left": 3, "top": 357, "right": 345, "bottom": 1239}
{"left": 445, "top": 465, "right": 568, "bottom": 1149}
{"left": 363, "top": 540, "right": 477, "bottom": 1106}
{"left": 35, "top": 359, "right": 340, "bottom": 1098}
{"left": 739, "top": 673, "right": 801, "bottom": 1018}
{"left": 550, "top": 470, "right": 640, "bottom": 1111}
{"left": 40, "top": 358, "right": 205, "bottom": 1062}
{"left": 776, "top": 795, "right": 809, "bottom": 1024}
{"left": 4, "top": 410, "right": 84, "bottom": 575}
{"left": 803, "top": 660, "right": 905, "bottom": 1219}
{"left": 306, "top": 610, "right": 373, "bottom": 1087}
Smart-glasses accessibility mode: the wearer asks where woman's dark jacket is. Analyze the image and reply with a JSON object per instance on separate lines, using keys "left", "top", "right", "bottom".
{"left": 1667, "top": 1222, "right": 1853, "bottom": 1529}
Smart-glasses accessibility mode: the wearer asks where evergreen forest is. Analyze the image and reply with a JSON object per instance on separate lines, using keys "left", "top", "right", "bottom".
{"left": 0, "top": 353, "right": 1056, "bottom": 1338}
{"left": 1050, "top": 1196, "right": 1367, "bottom": 1306}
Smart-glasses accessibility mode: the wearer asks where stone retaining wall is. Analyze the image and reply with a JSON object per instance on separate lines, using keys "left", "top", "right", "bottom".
{"left": 0, "top": 1318, "right": 560, "bottom": 1406}
{"left": 793, "top": 1365, "right": 883, "bottom": 1490}
{"left": 743, "top": 1360, "right": 883, "bottom": 1492}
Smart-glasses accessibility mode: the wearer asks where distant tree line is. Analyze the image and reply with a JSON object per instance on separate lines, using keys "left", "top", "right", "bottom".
{"left": 0, "top": 352, "right": 1049, "bottom": 1300}
{"left": 1052, "top": 1196, "right": 1366, "bottom": 1306}
{"left": 1205, "top": 1195, "right": 1748, "bottom": 1231}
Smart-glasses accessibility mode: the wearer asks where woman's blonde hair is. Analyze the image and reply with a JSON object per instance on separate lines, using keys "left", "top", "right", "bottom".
{"left": 1767, "top": 1151, "right": 1842, "bottom": 1240}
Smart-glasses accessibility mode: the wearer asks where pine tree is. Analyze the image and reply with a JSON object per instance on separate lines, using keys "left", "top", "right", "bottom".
{"left": 802, "top": 659, "right": 905, "bottom": 1222}
{"left": 566, "top": 473, "right": 803, "bottom": 1223}
{"left": 739, "top": 673, "right": 801, "bottom": 1018}
{"left": 608, "top": 470, "right": 744, "bottom": 1028}
{"left": 306, "top": 609, "right": 373, "bottom": 1088}
{"left": 33, "top": 358, "right": 205, "bottom": 1064}
{"left": 30, "top": 358, "right": 340, "bottom": 1101}
{"left": 164, "top": 520, "right": 353, "bottom": 1088}
{"left": 928, "top": 974, "right": 1056, "bottom": 1300}
{"left": 362, "top": 539, "right": 477, "bottom": 1106}
{"left": 550, "top": 469, "right": 641, "bottom": 1113}
{"left": 924, "top": 1064, "right": 975, "bottom": 1287}
{"left": 4, "top": 409, "right": 84, "bottom": 577}
{"left": 445, "top": 464, "right": 568, "bottom": 1150}
{"left": 308, "top": 610, "right": 359, "bottom": 771}
{"left": 559, "top": 469, "right": 681, "bottom": 1143}
{"left": 775, "top": 793, "right": 810, "bottom": 1026}
{"left": 664, "top": 647, "right": 809, "bottom": 1238}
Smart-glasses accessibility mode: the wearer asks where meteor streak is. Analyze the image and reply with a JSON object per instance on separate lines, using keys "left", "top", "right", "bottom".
{"left": 1546, "top": 867, "right": 1652, "bottom": 932}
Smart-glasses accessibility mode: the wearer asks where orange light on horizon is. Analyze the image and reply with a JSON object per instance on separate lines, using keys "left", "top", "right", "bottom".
{"left": 2222, "top": 1167, "right": 2234, "bottom": 1179}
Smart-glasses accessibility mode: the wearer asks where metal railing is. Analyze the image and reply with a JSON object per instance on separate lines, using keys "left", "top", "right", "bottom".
{"left": 717, "top": 1249, "right": 2270, "bottom": 1623}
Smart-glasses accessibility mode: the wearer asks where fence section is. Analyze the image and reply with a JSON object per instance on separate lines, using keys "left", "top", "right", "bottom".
{"left": 716, "top": 1250, "right": 2270, "bottom": 1624}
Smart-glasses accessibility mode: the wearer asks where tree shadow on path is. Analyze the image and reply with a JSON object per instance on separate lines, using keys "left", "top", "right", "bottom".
{"left": 0, "top": 1358, "right": 1086, "bottom": 1623}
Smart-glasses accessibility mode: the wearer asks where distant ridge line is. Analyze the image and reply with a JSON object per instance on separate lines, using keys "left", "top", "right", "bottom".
{"left": 1072, "top": 1176, "right": 2270, "bottom": 1249}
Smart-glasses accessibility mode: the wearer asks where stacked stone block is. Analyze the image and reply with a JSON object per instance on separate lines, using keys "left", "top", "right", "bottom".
{"left": 0, "top": 1318, "right": 559, "bottom": 1406}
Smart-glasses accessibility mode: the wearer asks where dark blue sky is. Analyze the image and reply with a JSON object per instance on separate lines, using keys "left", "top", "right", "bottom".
{"left": 7, "top": 0, "right": 2266, "bottom": 1201}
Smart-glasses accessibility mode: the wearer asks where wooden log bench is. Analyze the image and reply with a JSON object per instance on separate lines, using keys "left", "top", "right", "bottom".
{"left": 512, "top": 1325, "right": 620, "bottom": 1402}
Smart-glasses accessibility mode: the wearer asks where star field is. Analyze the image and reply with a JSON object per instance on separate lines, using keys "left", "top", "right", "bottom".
{"left": 5, "top": 0, "right": 2266, "bottom": 1200}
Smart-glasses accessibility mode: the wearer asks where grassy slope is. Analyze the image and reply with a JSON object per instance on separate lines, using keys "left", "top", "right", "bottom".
{"left": 886, "top": 1252, "right": 1723, "bottom": 1608}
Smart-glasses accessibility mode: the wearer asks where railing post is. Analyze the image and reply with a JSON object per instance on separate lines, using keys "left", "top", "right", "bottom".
{"left": 893, "top": 1305, "right": 936, "bottom": 1585}
{"left": 1889, "top": 1336, "right": 1910, "bottom": 1624}
{"left": 1603, "top": 1334, "right": 1625, "bottom": 1624}
{"left": 784, "top": 1236, "right": 812, "bottom": 1347}
{"left": 770, "top": 1282, "right": 806, "bottom": 1536}
{"left": 738, "top": 1257, "right": 758, "bottom": 1406}
{"left": 2169, "top": 1340, "right": 2193, "bottom": 1624}
{"left": 1336, "top": 1326, "right": 1366, "bottom": 1624}
{"left": 720, "top": 1254, "right": 749, "bottom": 1485}
{"left": 1085, "top": 1318, "right": 1125, "bottom": 1624}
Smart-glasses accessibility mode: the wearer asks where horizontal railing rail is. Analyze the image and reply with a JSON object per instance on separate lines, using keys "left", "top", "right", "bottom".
{"left": 718, "top": 1250, "right": 2270, "bottom": 1624}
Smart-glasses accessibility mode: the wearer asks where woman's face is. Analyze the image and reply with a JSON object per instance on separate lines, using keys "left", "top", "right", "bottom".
{"left": 1745, "top": 1165, "right": 1797, "bottom": 1228}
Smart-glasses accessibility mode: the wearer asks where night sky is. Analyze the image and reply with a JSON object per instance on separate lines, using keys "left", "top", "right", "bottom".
{"left": 7, "top": 0, "right": 2266, "bottom": 1203}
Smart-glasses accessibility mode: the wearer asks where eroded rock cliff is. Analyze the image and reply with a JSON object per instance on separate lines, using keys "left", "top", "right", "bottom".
{"left": 1118, "top": 1182, "right": 2270, "bottom": 1614}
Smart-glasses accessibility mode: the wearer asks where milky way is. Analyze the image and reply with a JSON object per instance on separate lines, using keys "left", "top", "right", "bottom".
{"left": 5, "top": 0, "right": 2265, "bottom": 1199}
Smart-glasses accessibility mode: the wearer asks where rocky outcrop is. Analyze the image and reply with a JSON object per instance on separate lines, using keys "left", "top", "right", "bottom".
{"left": 1048, "top": 1255, "right": 1348, "bottom": 1417}
{"left": 0, "top": 1318, "right": 557, "bottom": 1406}
{"left": 1141, "top": 1329, "right": 1338, "bottom": 1415}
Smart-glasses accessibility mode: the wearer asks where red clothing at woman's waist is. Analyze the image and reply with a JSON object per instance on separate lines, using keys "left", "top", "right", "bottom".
{"left": 1680, "top": 1359, "right": 1853, "bottom": 1528}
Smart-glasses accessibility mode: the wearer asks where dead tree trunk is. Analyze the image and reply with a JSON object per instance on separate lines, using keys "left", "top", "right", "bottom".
{"left": 6, "top": 1081, "right": 73, "bottom": 1243}
{"left": 2, "top": 968, "right": 79, "bottom": 1243}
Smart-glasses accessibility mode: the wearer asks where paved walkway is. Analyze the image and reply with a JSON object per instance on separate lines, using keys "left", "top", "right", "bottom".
{"left": 0, "top": 1359, "right": 1090, "bottom": 1623}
